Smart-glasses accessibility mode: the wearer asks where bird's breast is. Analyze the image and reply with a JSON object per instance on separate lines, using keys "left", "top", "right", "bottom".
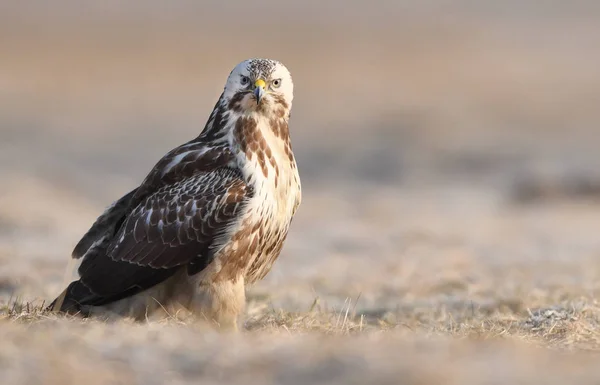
{"left": 216, "top": 114, "right": 301, "bottom": 282}
{"left": 213, "top": 158, "right": 300, "bottom": 283}
{"left": 234, "top": 116, "right": 301, "bottom": 224}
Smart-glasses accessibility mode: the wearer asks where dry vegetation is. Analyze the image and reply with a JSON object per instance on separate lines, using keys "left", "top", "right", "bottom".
{"left": 2, "top": 296, "right": 600, "bottom": 384}
{"left": 2, "top": 1, "right": 600, "bottom": 384}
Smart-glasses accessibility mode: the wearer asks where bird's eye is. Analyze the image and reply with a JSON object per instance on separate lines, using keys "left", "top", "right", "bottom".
{"left": 240, "top": 75, "right": 250, "bottom": 85}
{"left": 271, "top": 79, "right": 282, "bottom": 88}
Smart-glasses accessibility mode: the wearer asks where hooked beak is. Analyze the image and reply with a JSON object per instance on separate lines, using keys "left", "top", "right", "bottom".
{"left": 254, "top": 79, "right": 266, "bottom": 104}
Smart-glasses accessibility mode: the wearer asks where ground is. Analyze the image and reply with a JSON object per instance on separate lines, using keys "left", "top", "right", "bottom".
{"left": 1, "top": 2, "right": 600, "bottom": 384}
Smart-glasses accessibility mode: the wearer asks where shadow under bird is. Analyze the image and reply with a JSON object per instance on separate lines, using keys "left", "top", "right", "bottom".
{"left": 48, "top": 58, "right": 302, "bottom": 330}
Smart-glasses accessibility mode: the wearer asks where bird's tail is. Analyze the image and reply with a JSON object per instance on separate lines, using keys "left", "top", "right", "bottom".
{"left": 47, "top": 287, "right": 68, "bottom": 313}
{"left": 46, "top": 280, "right": 91, "bottom": 316}
{"left": 47, "top": 252, "right": 89, "bottom": 314}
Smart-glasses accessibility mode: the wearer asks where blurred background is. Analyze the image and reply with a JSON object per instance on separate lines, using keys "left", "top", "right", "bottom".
{"left": 1, "top": 1, "right": 600, "bottom": 314}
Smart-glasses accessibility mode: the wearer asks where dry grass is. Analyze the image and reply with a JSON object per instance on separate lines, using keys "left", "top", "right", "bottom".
{"left": 5, "top": 295, "right": 600, "bottom": 346}
{"left": 2, "top": 296, "right": 600, "bottom": 384}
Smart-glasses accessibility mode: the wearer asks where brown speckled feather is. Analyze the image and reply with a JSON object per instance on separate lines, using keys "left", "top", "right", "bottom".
{"left": 76, "top": 167, "right": 251, "bottom": 299}
{"left": 51, "top": 139, "right": 250, "bottom": 309}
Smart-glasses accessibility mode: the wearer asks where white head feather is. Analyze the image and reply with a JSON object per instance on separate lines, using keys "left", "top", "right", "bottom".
{"left": 222, "top": 58, "right": 294, "bottom": 112}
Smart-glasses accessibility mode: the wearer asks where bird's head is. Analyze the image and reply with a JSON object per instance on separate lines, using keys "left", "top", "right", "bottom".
{"left": 223, "top": 58, "right": 294, "bottom": 117}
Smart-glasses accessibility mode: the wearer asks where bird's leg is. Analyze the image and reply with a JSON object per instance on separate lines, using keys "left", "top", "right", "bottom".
{"left": 190, "top": 276, "right": 246, "bottom": 331}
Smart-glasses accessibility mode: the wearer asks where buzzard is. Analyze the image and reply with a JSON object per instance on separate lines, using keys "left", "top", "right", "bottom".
{"left": 48, "top": 58, "right": 302, "bottom": 329}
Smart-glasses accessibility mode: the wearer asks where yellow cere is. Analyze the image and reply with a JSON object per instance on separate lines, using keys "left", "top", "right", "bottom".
{"left": 254, "top": 79, "right": 266, "bottom": 89}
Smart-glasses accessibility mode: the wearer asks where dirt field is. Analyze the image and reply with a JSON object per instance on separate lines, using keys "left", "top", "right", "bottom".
{"left": 2, "top": 2, "right": 600, "bottom": 384}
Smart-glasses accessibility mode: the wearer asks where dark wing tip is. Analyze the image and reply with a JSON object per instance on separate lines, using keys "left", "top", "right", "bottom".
{"left": 71, "top": 188, "right": 139, "bottom": 259}
{"left": 72, "top": 239, "right": 90, "bottom": 259}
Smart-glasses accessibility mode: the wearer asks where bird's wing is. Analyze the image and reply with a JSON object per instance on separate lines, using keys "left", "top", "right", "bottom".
{"left": 70, "top": 140, "right": 234, "bottom": 261}
{"left": 68, "top": 138, "right": 248, "bottom": 304}
{"left": 76, "top": 167, "right": 251, "bottom": 301}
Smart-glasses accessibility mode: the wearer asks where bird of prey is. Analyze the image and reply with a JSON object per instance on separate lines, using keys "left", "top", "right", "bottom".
{"left": 48, "top": 58, "right": 301, "bottom": 329}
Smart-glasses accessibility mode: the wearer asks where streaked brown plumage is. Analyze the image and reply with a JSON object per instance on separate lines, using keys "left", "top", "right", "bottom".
{"left": 48, "top": 58, "right": 301, "bottom": 329}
